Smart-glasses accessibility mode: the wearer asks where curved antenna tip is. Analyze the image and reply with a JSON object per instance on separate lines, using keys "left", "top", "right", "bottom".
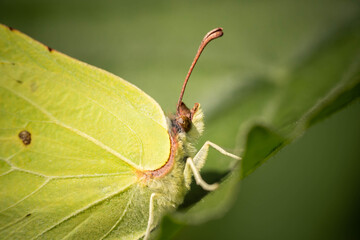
{"left": 177, "top": 27, "right": 224, "bottom": 113}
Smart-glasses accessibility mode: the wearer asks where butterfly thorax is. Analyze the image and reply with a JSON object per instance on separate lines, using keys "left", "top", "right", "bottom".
{"left": 137, "top": 102, "right": 204, "bottom": 208}
{"left": 139, "top": 102, "right": 204, "bottom": 179}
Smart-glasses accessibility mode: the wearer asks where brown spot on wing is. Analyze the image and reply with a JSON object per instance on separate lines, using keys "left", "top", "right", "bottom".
{"left": 47, "top": 46, "right": 53, "bottom": 52}
{"left": 18, "top": 130, "right": 31, "bottom": 145}
{"left": 7, "top": 26, "right": 14, "bottom": 31}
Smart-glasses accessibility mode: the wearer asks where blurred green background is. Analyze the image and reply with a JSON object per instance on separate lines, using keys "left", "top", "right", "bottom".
{"left": 175, "top": 102, "right": 360, "bottom": 239}
{"left": 1, "top": 0, "right": 359, "bottom": 239}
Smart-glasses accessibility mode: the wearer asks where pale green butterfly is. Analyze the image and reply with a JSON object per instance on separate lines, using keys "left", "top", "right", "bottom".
{"left": 0, "top": 24, "right": 240, "bottom": 239}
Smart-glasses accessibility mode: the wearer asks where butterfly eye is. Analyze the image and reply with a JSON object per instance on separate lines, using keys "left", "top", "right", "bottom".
{"left": 175, "top": 101, "right": 193, "bottom": 132}
{"left": 176, "top": 115, "right": 191, "bottom": 132}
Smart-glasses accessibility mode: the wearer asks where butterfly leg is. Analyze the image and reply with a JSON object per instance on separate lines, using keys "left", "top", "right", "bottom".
{"left": 184, "top": 141, "right": 241, "bottom": 191}
{"left": 185, "top": 157, "right": 219, "bottom": 191}
{"left": 144, "top": 193, "right": 157, "bottom": 240}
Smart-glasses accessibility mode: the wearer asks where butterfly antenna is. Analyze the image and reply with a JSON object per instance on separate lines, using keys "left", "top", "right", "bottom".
{"left": 177, "top": 28, "right": 224, "bottom": 113}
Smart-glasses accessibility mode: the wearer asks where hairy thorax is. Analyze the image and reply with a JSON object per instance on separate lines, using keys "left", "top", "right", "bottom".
{"left": 136, "top": 103, "right": 204, "bottom": 212}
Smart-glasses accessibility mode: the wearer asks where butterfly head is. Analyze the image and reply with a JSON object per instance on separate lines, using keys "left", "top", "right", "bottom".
{"left": 170, "top": 101, "right": 204, "bottom": 141}
{"left": 175, "top": 101, "right": 198, "bottom": 132}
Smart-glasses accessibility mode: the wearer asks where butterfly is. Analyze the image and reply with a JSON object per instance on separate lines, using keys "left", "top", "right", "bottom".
{"left": 0, "top": 25, "right": 240, "bottom": 239}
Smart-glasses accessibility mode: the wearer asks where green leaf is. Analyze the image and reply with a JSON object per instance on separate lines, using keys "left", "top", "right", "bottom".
{"left": 240, "top": 125, "right": 285, "bottom": 178}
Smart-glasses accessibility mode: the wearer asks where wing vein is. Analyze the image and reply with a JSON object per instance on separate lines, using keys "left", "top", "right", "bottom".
{"left": 0, "top": 169, "right": 13, "bottom": 177}
{"left": 0, "top": 85, "right": 139, "bottom": 170}
{"left": 100, "top": 188, "right": 136, "bottom": 239}
{"left": 33, "top": 182, "right": 136, "bottom": 239}
{"left": 0, "top": 178, "right": 50, "bottom": 214}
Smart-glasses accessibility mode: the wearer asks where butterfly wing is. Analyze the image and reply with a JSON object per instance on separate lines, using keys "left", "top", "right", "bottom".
{"left": 0, "top": 24, "right": 170, "bottom": 239}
